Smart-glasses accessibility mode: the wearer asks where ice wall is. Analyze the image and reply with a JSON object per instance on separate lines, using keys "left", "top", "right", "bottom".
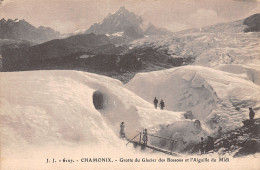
{"left": 126, "top": 66, "right": 260, "bottom": 131}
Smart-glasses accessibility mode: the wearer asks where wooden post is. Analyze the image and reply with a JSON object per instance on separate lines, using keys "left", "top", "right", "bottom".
{"left": 139, "top": 132, "right": 142, "bottom": 144}
{"left": 170, "top": 140, "right": 173, "bottom": 155}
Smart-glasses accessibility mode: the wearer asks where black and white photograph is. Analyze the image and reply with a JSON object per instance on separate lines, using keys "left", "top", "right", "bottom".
{"left": 0, "top": 0, "right": 259, "bottom": 169}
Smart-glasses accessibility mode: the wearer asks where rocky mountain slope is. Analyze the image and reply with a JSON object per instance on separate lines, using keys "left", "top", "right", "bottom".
{"left": 85, "top": 7, "right": 172, "bottom": 42}
{"left": 243, "top": 13, "right": 260, "bottom": 32}
{"left": 216, "top": 118, "right": 260, "bottom": 157}
{"left": 1, "top": 33, "right": 124, "bottom": 71}
{"left": 1, "top": 13, "right": 259, "bottom": 83}
{"left": 0, "top": 39, "right": 32, "bottom": 54}
{"left": 0, "top": 32, "right": 185, "bottom": 80}
{"left": 187, "top": 118, "right": 260, "bottom": 157}
{"left": 86, "top": 7, "right": 144, "bottom": 39}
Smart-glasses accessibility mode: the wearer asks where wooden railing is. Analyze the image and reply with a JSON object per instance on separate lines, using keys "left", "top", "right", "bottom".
{"left": 125, "top": 130, "right": 177, "bottom": 155}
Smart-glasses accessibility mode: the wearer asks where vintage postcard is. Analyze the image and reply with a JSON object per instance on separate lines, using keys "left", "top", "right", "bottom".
{"left": 0, "top": 0, "right": 259, "bottom": 169}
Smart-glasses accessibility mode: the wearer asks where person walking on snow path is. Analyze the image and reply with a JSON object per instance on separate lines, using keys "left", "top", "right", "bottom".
{"left": 120, "top": 122, "right": 125, "bottom": 138}
{"left": 160, "top": 100, "right": 165, "bottom": 110}
{"left": 153, "top": 97, "right": 158, "bottom": 109}
{"left": 142, "top": 129, "right": 148, "bottom": 145}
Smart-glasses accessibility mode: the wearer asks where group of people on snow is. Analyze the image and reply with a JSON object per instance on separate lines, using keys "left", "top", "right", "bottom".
{"left": 199, "top": 136, "right": 214, "bottom": 154}
{"left": 153, "top": 97, "right": 165, "bottom": 110}
{"left": 120, "top": 106, "right": 256, "bottom": 155}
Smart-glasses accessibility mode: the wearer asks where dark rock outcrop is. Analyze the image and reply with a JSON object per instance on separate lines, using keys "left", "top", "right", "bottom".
{"left": 1, "top": 32, "right": 187, "bottom": 83}
{"left": 183, "top": 111, "right": 196, "bottom": 120}
{"left": 207, "top": 118, "right": 260, "bottom": 157}
{"left": 1, "top": 33, "right": 121, "bottom": 71}
{"left": 243, "top": 13, "right": 260, "bottom": 32}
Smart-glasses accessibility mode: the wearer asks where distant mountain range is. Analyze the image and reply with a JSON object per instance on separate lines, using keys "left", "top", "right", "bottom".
{"left": 1, "top": 32, "right": 183, "bottom": 76}
{"left": 1, "top": 33, "right": 125, "bottom": 70}
{"left": 0, "top": 18, "right": 60, "bottom": 44}
{"left": 1, "top": 12, "right": 259, "bottom": 82}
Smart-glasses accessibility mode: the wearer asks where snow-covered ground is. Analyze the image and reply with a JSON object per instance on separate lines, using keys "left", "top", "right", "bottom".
{"left": 1, "top": 68, "right": 259, "bottom": 169}
{"left": 0, "top": 70, "right": 186, "bottom": 159}
{"left": 1, "top": 17, "right": 260, "bottom": 169}
{"left": 126, "top": 66, "right": 260, "bottom": 147}
{"left": 214, "top": 64, "right": 260, "bottom": 86}
{"left": 124, "top": 20, "right": 260, "bottom": 149}
{"left": 1, "top": 66, "right": 259, "bottom": 145}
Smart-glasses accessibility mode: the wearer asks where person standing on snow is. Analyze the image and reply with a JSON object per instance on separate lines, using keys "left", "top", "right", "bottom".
{"left": 217, "top": 126, "right": 222, "bottom": 137}
{"left": 159, "top": 100, "right": 165, "bottom": 110}
{"left": 249, "top": 107, "right": 255, "bottom": 122}
{"left": 153, "top": 97, "right": 158, "bottom": 109}
{"left": 199, "top": 137, "right": 205, "bottom": 154}
{"left": 142, "top": 129, "right": 148, "bottom": 145}
{"left": 120, "top": 122, "right": 125, "bottom": 138}
{"left": 205, "top": 136, "right": 214, "bottom": 152}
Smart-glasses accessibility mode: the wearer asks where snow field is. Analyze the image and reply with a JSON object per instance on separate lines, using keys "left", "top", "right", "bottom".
{"left": 1, "top": 64, "right": 259, "bottom": 162}
{"left": 126, "top": 66, "right": 260, "bottom": 146}
{"left": 0, "top": 70, "right": 183, "bottom": 150}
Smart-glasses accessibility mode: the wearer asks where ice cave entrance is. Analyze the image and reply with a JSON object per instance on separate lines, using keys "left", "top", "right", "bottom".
{"left": 93, "top": 91, "right": 106, "bottom": 110}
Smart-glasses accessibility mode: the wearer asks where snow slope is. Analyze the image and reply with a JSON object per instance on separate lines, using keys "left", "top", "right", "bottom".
{"left": 126, "top": 66, "right": 260, "bottom": 132}
{"left": 0, "top": 70, "right": 183, "bottom": 149}
{"left": 214, "top": 64, "right": 260, "bottom": 86}
{"left": 1, "top": 67, "right": 259, "bottom": 169}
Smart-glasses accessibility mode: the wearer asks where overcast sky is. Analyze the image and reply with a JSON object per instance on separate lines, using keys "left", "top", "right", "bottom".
{"left": 0, "top": 0, "right": 259, "bottom": 33}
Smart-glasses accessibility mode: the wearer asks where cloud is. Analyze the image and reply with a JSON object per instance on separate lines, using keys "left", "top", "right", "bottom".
{"left": 233, "top": 0, "right": 257, "bottom": 2}
{"left": 0, "top": 0, "right": 7, "bottom": 6}
{"left": 166, "top": 22, "right": 188, "bottom": 32}
{"left": 188, "top": 9, "right": 226, "bottom": 28}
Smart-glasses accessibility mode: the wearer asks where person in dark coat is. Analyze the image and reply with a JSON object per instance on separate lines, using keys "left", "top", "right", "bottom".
{"left": 142, "top": 129, "right": 148, "bottom": 145}
{"left": 199, "top": 137, "right": 205, "bottom": 154}
{"left": 217, "top": 126, "right": 222, "bottom": 138}
{"left": 120, "top": 122, "right": 125, "bottom": 138}
{"left": 205, "top": 136, "right": 214, "bottom": 152}
{"left": 153, "top": 97, "right": 158, "bottom": 109}
{"left": 249, "top": 107, "right": 255, "bottom": 122}
{"left": 210, "top": 137, "right": 214, "bottom": 150}
{"left": 159, "top": 100, "right": 165, "bottom": 110}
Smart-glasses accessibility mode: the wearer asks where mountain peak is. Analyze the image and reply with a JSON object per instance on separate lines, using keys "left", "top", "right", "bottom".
{"left": 86, "top": 7, "right": 144, "bottom": 39}
{"left": 118, "top": 6, "right": 127, "bottom": 11}
{"left": 14, "top": 18, "right": 20, "bottom": 22}
{"left": 115, "top": 6, "right": 131, "bottom": 16}
{"left": 0, "top": 18, "right": 7, "bottom": 22}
